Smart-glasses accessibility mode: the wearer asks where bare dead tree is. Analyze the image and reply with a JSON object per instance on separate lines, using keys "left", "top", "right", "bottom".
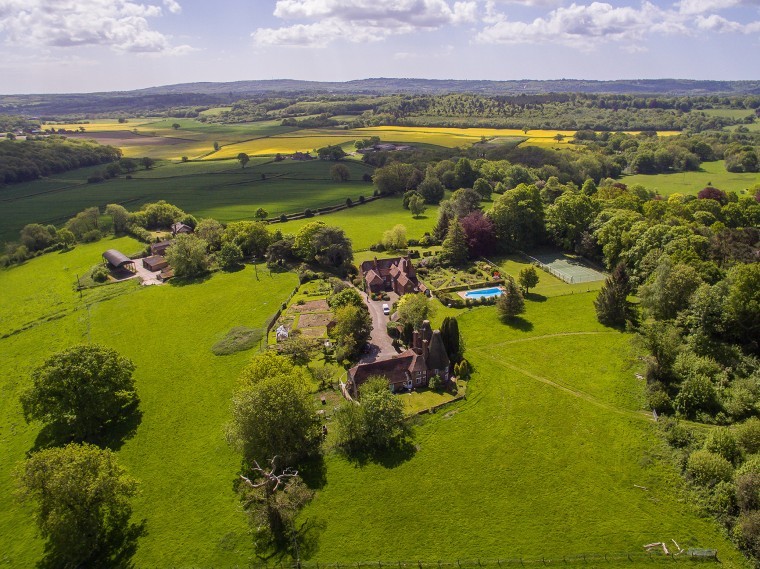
{"left": 237, "top": 456, "right": 313, "bottom": 551}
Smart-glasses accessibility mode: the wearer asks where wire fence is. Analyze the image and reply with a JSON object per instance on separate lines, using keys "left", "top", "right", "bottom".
{"left": 256, "top": 550, "right": 719, "bottom": 569}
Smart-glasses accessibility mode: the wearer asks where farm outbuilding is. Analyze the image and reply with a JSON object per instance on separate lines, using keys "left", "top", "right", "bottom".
{"left": 150, "top": 240, "right": 171, "bottom": 256}
{"left": 171, "top": 222, "right": 193, "bottom": 236}
{"left": 143, "top": 255, "right": 169, "bottom": 272}
{"left": 102, "top": 249, "right": 135, "bottom": 271}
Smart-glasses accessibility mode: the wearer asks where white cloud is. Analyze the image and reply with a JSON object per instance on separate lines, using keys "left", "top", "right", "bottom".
{"left": 0, "top": 0, "right": 188, "bottom": 53}
{"left": 695, "top": 12, "right": 760, "bottom": 30}
{"left": 163, "top": 0, "right": 182, "bottom": 14}
{"left": 677, "top": 0, "right": 760, "bottom": 15}
{"left": 476, "top": 2, "right": 675, "bottom": 47}
{"left": 475, "top": 0, "right": 760, "bottom": 48}
{"left": 254, "top": 0, "right": 477, "bottom": 47}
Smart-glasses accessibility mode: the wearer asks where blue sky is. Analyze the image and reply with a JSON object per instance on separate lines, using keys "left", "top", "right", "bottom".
{"left": 1, "top": 0, "right": 759, "bottom": 94}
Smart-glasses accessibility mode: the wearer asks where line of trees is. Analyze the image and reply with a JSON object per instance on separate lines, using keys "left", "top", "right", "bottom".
{"left": 0, "top": 137, "right": 122, "bottom": 184}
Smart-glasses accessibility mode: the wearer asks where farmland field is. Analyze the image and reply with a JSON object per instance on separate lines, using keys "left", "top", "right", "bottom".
{"left": 0, "top": 159, "right": 376, "bottom": 244}
{"left": 622, "top": 160, "right": 760, "bottom": 196}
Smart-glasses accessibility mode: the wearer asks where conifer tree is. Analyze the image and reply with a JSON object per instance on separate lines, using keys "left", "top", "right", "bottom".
{"left": 594, "top": 262, "right": 632, "bottom": 327}
{"left": 441, "top": 217, "right": 469, "bottom": 266}
{"left": 497, "top": 277, "right": 525, "bottom": 321}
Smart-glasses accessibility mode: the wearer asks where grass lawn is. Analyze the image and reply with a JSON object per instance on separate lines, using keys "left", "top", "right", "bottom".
{"left": 491, "top": 254, "right": 605, "bottom": 298}
{"left": 622, "top": 160, "right": 760, "bottom": 196}
{"left": 400, "top": 381, "right": 465, "bottom": 414}
{"left": 0, "top": 239, "right": 300, "bottom": 567}
{"left": 298, "top": 294, "right": 745, "bottom": 567}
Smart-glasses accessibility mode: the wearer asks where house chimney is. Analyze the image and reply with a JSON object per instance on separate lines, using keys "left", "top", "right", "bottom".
{"left": 373, "top": 256, "right": 379, "bottom": 272}
{"left": 412, "top": 330, "right": 421, "bottom": 353}
{"left": 422, "top": 339, "right": 429, "bottom": 361}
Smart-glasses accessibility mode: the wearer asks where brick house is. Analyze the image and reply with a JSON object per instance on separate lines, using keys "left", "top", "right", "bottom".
{"left": 347, "top": 320, "right": 450, "bottom": 395}
{"left": 360, "top": 256, "right": 428, "bottom": 296}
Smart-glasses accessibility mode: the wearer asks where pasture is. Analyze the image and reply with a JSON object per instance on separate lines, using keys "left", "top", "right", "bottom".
{"left": 279, "top": 197, "right": 439, "bottom": 250}
{"left": 623, "top": 160, "right": 760, "bottom": 196}
{"left": 0, "top": 231, "right": 749, "bottom": 567}
{"left": 0, "top": 238, "right": 299, "bottom": 567}
{"left": 0, "top": 159, "right": 376, "bottom": 244}
{"left": 298, "top": 294, "right": 744, "bottom": 567}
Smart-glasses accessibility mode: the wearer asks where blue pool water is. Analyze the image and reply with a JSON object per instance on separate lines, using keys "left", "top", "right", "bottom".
{"left": 464, "top": 287, "right": 503, "bottom": 299}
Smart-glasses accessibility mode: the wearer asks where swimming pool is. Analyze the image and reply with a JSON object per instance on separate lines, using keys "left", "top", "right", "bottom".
{"left": 463, "top": 287, "right": 504, "bottom": 299}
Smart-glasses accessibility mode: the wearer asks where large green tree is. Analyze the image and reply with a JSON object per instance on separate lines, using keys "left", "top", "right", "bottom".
{"left": 17, "top": 443, "right": 139, "bottom": 567}
{"left": 223, "top": 221, "right": 271, "bottom": 258}
{"left": 639, "top": 257, "right": 702, "bottom": 320}
{"left": 21, "top": 344, "right": 138, "bottom": 440}
{"left": 335, "top": 377, "right": 410, "bottom": 453}
{"left": 227, "top": 353, "right": 320, "bottom": 467}
{"left": 496, "top": 277, "right": 525, "bottom": 321}
{"left": 331, "top": 304, "right": 372, "bottom": 362}
{"left": 166, "top": 234, "right": 210, "bottom": 277}
{"left": 441, "top": 217, "right": 469, "bottom": 265}
{"left": 490, "top": 184, "right": 545, "bottom": 249}
{"left": 373, "top": 162, "right": 419, "bottom": 195}
{"left": 546, "top": 192, "right": 598, "bottom": 250}
{"left": 396, "top": 293, "right": 434, "bottom": 331}
{"left": 293, "top": 221, "right": 326, "bottom": 260}
{"left": 312, "top": 225, "right": 353, "bottom": 267}
{"left": 594, "top": 263, "right": 632, "bottom": 327}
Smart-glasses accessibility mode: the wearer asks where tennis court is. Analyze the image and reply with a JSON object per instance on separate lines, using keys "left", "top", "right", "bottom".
{"left": 524, "top": 251, "right": 606, "bottom": 284}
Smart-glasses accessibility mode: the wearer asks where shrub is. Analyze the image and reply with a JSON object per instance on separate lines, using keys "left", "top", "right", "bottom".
{"left": 646, "top": 384, "right": 673, "bottom": 414}
{"left": 304, "top": 209, "right": 314, "bottom": 218}
{"left": 428, "top": 374, "right": 443, "bottom": 391}
{"left": 81, "top": 229, "right": 102, "bottom": 243}
{"left": 91, "top": 265, "right": 110, "bottom": 283}
{"left": 675, "top": 374, "right": 718, "bottom": 419}
{"left": 87, "top": 174, "right": 105, "bottom": 184}
{"left": 733, "top": 510, "right": 760, "bottom": 557}
{"left": 686, "top": 450, "right": 734, "bottom": 488}
{"left": 346, "top": 198, "right": 353, "bottom": 207}
{"left": 704, "top": 427, "right": 742, "bottom": 465}
{"left": 211, "top": 326, "right": 263, "bottom": 356}
{"left": 359, "top": 195, "right": 365, "bottom": 202}
{"left": 736, "top": 418, "right": 760, "bottom": 455}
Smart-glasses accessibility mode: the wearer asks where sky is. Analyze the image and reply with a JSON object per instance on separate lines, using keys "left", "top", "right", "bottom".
{"left": 1, "top": 0, "right": 759, "bottom": 94}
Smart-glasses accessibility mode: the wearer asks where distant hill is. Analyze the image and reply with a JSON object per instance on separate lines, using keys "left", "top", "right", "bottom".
{"left": 135, "top": 78, "right": 760, "bottom": 96}
{"left": 2, "top": 78, "right": 759, "bottom": 116}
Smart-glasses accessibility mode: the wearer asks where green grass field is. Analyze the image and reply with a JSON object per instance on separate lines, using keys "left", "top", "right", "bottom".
{"left": 622, "top": 160, "right": 759, "bottom": 196}
{"left": 0, "top": 239, "right": 299, "bottom": 567}
{"left": 298, "top": 295, "right": 744, "bottom": 567}
{"left": 0, "top": 159, "right": 376, "bottom": 244}
{"left": 0, "top": 235, "right": 750, "bottom": 567}
{"left": 279, "top": 197, "right": 440, "bottom": 250}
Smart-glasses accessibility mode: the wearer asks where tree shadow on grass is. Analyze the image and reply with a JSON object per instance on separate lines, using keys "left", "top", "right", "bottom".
{"left": 220, "top": 264, "right": 245, "bottom": 274}
{"left": 526, "top": 292, "right": 547, "bottom": 303}
{"left": 341, "top": 438, "right": 417, "bottom": 470}
{"left": 168, "top": 273, "right": 212, "bottom": 287}
{"left": 30, "top": 404, "right": 143, "bottom": 454}
{"left": 500, "top": 316, "right": 533, "bottom": 332}
{"left": 38, "top": 518, "right": 147, "bottom": 569}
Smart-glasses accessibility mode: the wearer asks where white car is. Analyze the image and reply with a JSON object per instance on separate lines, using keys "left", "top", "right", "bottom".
{"left": 382, "top": 303, "right": 390, "bottom": 315}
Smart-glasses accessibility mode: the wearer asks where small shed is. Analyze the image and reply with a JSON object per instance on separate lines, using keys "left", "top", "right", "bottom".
{"left": 102, "top": 249, "right": 135, "bottom": 272}
{"left": 171, "top": 222, "right": 192, "bottom": 236}
{"left": 275, "top": 325, "right": 289, "bottom": 342}
{"left": 159, "top": 268, "right": 174, "bottom": 281}
{"left": 150, "top": 240, "right": 171, "bottom": 256}
{"left": 143, "top": 255, "right": 168, "bottom": 272}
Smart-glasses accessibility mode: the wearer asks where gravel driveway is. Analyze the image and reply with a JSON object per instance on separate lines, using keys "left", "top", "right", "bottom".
{"left": 360, "top": 290, "right": 399, "bottom": 363}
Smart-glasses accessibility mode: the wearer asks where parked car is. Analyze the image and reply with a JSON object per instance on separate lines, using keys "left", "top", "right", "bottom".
{"left": 382, "top": 303, "right": 390, "bottom": 315}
